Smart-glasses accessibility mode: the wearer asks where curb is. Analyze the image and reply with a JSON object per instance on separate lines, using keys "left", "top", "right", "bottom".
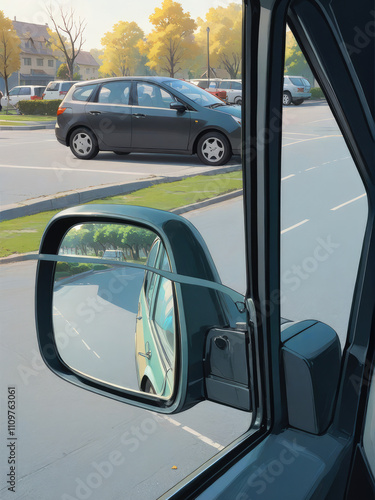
{"left": 0, "top": 189, "right": 243, "bottom": 265}
{"left": 1, "top": 163, "right": 242, "bottom": 221}
{"left": 0, "top": 122, "right": 56, "bottom": 131}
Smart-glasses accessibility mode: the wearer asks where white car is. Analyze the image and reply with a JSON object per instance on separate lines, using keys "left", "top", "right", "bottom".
{"left": 43, "top": 80, "right": 79, "bottom": 100}
{"left": 216, "top": 80, "right": 242, "bottom": 105}
{"left": 1, "top": 85, "right": 45, "bottom": 107}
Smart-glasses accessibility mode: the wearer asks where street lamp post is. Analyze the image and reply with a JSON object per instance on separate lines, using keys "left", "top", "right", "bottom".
{"left": 206, "top": 27, "right": 210, "bottom": 87}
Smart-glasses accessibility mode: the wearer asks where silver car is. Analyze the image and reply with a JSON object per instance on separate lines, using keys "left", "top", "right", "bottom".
{"left": 283, "top": 75, "right": 311, "bottom": 105}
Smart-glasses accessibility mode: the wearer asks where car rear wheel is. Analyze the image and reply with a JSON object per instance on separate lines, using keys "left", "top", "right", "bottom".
{"left": 234, "top": 96, "right": 242, "bottom": 105}
{"left": 283, "top": 91, "right": 292, "bottom": 106}
{"left": 197, "top": 132, "right": 232, "bottom": 166}
{"left": 70, "top": 128, "right": 99, "bottom": 160}
{"left": 293, "top": 99, "right": 304, "bottom": 105}
{"left": 144, "top": 379, "right": 156, "bottom": 395}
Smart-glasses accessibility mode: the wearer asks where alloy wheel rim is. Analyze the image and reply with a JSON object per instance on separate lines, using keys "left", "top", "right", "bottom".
{"left": 73, "top": 133, "right": 92, "bottom": 155}
{"left": 202, "top": 138, "right": 225, "bottom": 162}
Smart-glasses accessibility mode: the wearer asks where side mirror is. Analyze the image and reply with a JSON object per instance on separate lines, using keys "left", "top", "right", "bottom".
{"left": 35, "top": 204, "right": 248, "bottom": 414}
{"left": 170, "top": 101, "right": 187, "bottom": 113}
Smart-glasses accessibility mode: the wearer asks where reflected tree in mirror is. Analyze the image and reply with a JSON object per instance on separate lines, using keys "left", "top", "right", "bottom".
{"left": 53, "top": 223, "right": 176, "bottom": 399}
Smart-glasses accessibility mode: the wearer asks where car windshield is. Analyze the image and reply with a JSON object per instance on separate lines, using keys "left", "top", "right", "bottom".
{"left": 163, "top": 79, "right": 224, "bottom": 107}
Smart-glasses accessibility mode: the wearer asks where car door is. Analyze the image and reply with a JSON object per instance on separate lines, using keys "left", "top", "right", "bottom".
{"left": 32, "top": 1, "right": 375, "bottom": 499}
{"left": 86, "top": 80, "right": 132, "bottom": 148}
{"left": 131, "top": 81, "right": 191, "bottom": 151}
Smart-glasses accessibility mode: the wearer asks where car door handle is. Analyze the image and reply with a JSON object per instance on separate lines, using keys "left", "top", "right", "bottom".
{"left": 89, "top": 111, "right": 101, "bottom": 115}
{"left": 133, "top": 113, "right": 146, "bottom": 118}
{"left": 138, "top": 350, "right": 152, "bottom": 360}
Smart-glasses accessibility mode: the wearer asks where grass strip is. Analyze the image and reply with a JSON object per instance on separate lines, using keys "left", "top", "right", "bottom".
{"left": 0, "top": 171, "right": 242, "bottom": 258}
{"left": 0, "top": 114, "right": 55, "bottom": 122}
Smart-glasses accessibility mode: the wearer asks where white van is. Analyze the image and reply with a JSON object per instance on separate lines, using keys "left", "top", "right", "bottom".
{"left": 43, "top": 80, "right": 79, "bottom": 100}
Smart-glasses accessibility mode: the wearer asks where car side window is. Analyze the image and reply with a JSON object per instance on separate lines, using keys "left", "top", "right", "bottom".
{"left": 20, "top": 87, "right": 31, "bottom": 95}
{"left": 135, "top": 83, "right": 175, "bottom": 108}
{"left": 98, "top": 81, "right": 131, "bottom": 105}
{"left": 232, "top": 82, "right": 242, "bottom": 90}
{"left": 72, "top": 85, "right": 97, "bottom": 102}
{"left": 153, "top": 277, "right": 175, "bottom": 351}
{"left": 9, "top": 88, "right": 19, "bottom": 95}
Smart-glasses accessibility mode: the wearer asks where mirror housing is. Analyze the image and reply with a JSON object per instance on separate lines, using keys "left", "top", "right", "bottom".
{"left": 281, "top": 320, "right": 341, "bottom": 434}
{"left": 35, "top": 204, "right": 246, "bottom": 414}
{"left": 170, "top": 101, "right": 187, "bottom": 113}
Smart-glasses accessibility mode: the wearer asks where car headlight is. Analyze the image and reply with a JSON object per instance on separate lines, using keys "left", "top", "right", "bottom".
{"left": 231, "top": 115, "right": 241, "bottom": 126}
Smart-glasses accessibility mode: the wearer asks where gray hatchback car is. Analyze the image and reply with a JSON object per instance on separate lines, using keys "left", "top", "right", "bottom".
{"left": 55, "top": 77, "right": 241, "bottom": 166}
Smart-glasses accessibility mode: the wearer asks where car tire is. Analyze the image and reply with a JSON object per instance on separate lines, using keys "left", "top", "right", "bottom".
{"left": 283, "top": 92, "right": 292, "bottom": 106}
{"left": 113, "top": 151, "right": 130, "bottom": 155}
{"left": 70, "top": 128, "right": 99, "bottom": 160}
{"left": 234, "top": 96, "right": 242, "bottom": 105}
{"left": 197, "top": 132, "right": 232, "bottom": 166}
{"left": 292, "top": 99, "right": 304, "bottom": 105}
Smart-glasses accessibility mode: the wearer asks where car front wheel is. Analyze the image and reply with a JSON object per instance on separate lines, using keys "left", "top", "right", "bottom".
{"left": 283, "top": 91, "right": 292, "bottom": 106}
{"left": 197, "top": 132, "right": 232, "bottom": 166}
{"left": 70, "top": 128, "right": 99, "bottom": 160}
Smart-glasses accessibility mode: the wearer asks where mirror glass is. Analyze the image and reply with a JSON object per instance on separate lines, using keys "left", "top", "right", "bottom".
{"left": 53, "top": 223, "right": 176, "bottom": 398}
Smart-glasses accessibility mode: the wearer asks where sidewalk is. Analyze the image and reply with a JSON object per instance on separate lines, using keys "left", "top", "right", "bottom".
{"left": 0, "top": 120, "right": 56, "bottom": 130}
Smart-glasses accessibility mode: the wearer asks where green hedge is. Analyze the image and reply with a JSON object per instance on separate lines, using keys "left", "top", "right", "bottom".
{"left": 310, "top": 87, "right": 325, "bottom": 100}
{"left": 17, "top": 99, "right": 62, "bottom": 116}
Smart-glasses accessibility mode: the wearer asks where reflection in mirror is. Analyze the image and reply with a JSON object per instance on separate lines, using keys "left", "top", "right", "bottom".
{"left": 58, "top": 223, "right": 158, "bottom": 265}
{"left": 53, "top": 223, "right": 176, "bottom": 398}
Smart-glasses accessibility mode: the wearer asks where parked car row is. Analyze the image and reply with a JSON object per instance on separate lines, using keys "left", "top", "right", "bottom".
{"left": 190, "top": 75, "right": 312, "bottom": 106}
{"left": 0, "top": 80, "right": 79, "bottom": 107}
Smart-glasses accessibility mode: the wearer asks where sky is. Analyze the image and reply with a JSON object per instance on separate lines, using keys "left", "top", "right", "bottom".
{"left": 1, "top": 0, "right": 239, "bottom": 51}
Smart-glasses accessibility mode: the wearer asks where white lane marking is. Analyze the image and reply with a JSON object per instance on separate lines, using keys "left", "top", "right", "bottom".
{"left": 283, "top": 132, "right": 319, "bottom": 136}
{"left": 304, "top": 118, "right": 336, "bottom": 124}
{"left": 81, "top": 339, "right": 91, "bottom": 350}
{"left": 161, "top": 416, "right": 224, "bottom": 450}
{"left": 331, "top": 194, "right": 366, "bottom": 211}
{"left": 182, "top": 426, "right": 224, "bottom": 450}
{"left": 281, "top": 174, "right": 295, "bottom": 181}
{"left": 305, "top": 166, "right": 317, "bottom": 171}
{"left": 0, "top": 163, "right": 154, "bottom": 176}
{"left": 281, "top": 219, "right": 309, "bottom": 234}
{"left": 93, "top": 351, "right": 100, "bottom": 359}
{"left": 282, "top": 134, "right": 342, "bottom": 147}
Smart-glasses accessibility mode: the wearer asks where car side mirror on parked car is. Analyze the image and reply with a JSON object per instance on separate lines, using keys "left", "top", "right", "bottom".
{"left": 169, "top": 101, "right": 187, "bottom": 113}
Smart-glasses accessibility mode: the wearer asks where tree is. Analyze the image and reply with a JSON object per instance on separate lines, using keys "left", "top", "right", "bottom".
{"left": 47, "top": 5, "right": 86, "bottom": 81}
{"left": 138, "top": 0, "right": 198, "bottom": 78}
{"left": 195, "top": 3, "right": 242, "bottom": 79}
{"left": 56, "top": 63, "right": 81, "bottom": 81}
{"left": 100, "top": 21, "right": 144, "bottom": 77}
{"left": 284, "top": 30, "right": 310, "bottom": 77}
{"left": 0, "top": 11, "right": 21, "bottom": 112}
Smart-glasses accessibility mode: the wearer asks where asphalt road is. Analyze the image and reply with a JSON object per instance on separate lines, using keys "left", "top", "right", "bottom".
{"left": 0, "top": 128, "right": 240, "bottom": 208}
{"left": 0, "top": 101, "right": 368, "bottom": 499}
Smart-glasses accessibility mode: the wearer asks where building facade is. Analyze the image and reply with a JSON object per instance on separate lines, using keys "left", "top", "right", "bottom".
{"left": 0, "top": 18, "right": 99, "bottom": 94}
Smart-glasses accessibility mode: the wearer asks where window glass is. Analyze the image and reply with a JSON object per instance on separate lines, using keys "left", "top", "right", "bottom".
{"left": 232, "top": 81, "right": 242, "bottom": 90}
{"left": 34, "top": 87, "right": 45, "bottom": 97}
{"left": 363, "top": 370, "right": 375, "bottom": 478}
{"left": 20, "top": 87, "right": 31, "bottom": 95}
{"left": 135, "top": 82, "right": 174, "bottom": 108}
{"left": 153, "top": 277, "right": 175, "bottom": 352}
{"left": 289, "top": 77, "right": 304, "bottom": 86}
{"left": 37, "top": 59, "right": 43, "bottom": 66}
{"left": 61, "top": 82, "right": 75, "bottom": 92}
{"left": 9, "top": 87, "right": 20, "bottom": 95}
{"left": 99, "top": 80, "right": 131, "bottom": 104}
{"left": 72, "top": 85, "right": 96, "bottom": 102}
{"left": 281, "top": 31, "right": 368, "bottom": 344}
{"left": 47, "top": 82, "right": 59, "bottom": 91}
